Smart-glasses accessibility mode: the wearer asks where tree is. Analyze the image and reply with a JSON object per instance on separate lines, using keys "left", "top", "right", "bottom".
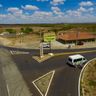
{"left": 20, "top": 28, "right": 24, "bottom": 32}
{"left": 20, "top": 27, "right": 33, "bottom": 34}
{"left": 6, "top": 28, "right": 16, "bottom": 34}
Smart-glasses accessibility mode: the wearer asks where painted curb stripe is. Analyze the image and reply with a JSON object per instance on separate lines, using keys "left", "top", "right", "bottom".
{"left": 33, "top": 50, "right": 96, "bottom": 63}
{"left": 55, "top": 50, "right": 96, "bottom": 56}
{"left": 78, "top": 58, "right": 96, "bottom": 96}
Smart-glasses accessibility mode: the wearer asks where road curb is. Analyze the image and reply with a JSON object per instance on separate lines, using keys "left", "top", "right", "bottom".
{"left": 32, "top": 54, "right": 54, "bottom": 63}
{"left": 33, "top": 50, "right": 96, "bottom": 63}
{"left": 78, "top": 58, "right": 96, "bottom": 96}
{"left": 54, "top": 50, "right": 96, "bottom": 57}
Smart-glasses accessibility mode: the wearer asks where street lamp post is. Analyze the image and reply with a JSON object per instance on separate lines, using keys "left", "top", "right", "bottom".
{"left": 39, "top": 30, "right": 44, "bottom": 58}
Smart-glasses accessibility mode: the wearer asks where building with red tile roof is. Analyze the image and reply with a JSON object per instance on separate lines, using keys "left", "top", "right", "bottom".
{"left": 57, "top": 32, "right": 96, "bottom": 44}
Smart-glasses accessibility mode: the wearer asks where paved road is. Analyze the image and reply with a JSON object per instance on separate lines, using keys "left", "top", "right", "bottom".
{"left": 0, "top": 56, "right": 8, "bottom": 96}
{"left": 0, "top": 45, "right": 96, "bottom": 96}
{"left": 11, "top": 49, "right": 96, "bottom": 96}
{"left": 0, "top": 45, "right": 96, "bottom": 55}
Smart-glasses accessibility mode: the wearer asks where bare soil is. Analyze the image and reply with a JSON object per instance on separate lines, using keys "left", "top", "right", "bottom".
{"left": 0, "top": 34, "right": 40, "bottom": 48}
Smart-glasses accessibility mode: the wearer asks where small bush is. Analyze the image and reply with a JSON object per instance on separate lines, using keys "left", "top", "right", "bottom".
{"left": 89, "top": 80, "right": 96, "bottom": 86}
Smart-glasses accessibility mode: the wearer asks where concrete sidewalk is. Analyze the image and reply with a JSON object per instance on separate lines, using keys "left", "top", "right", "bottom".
{"left": 51, "top": 41, "right": 96, "bottom": 49}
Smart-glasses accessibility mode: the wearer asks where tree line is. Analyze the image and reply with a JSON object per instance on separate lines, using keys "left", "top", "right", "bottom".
{"left": 5, "top": 27, "right": 33, "bottom": 34}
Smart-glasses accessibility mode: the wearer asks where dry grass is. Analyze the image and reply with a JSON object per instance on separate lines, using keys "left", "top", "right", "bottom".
{"left": 81, "top": 59, "right": 96, "bottom": 96}
{"left": 33, "top": 71, "right": 53, "bottom": 95}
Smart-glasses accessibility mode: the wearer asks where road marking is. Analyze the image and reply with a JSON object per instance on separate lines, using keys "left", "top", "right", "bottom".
{"left": 33, "top": 81, "right": 43, "bottom": 96}
{"left": 55, "top": 50, "right": 96, "bottom": 56}
{"left": 45, "top": 71, "right": 55, "bottom": 96}
{"left": 78, "top": 58, "right": 96, "bottom": 96}
{"left": 32, "top": 70, "right": 55, "bottom": 96}
{"left": 6, "top": 84, "right": 10, "bottom": 96}
{"left": 10, "top": 50, "right": 29, "bottom": 55}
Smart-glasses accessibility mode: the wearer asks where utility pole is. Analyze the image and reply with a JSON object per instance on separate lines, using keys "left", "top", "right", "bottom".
{"left": 49, "top": 41, "right": 51, "bottom": 53}
{"left": 39, "top": 29, "right": 44, "bottom": 58}
{"left": 76, "top": 31, "right": 79, "bottom": 45}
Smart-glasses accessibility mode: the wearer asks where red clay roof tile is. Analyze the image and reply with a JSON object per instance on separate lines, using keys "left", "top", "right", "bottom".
{"left": 58, "top": 32, "right": 96, "bottom": 41}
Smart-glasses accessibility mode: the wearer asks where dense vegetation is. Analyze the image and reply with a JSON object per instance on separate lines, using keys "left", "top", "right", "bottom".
{"left": 0, "top": 24, "right": 96, "bottom": 34}
{"left": 20, "top": 27, "right": 33, "bottom": 34}
{"left": 6, "top": 28, "right": 16, "bottom": 34}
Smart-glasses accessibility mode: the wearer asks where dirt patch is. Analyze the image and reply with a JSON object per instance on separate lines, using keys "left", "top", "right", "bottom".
{"left": 0, "top": 34, "right": 40, "bottom": 48}
{"left": 0, "top": 37, "right": 11, "bottom": 45}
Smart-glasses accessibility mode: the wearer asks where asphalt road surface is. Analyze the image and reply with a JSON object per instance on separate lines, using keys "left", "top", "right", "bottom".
{"left": 0, "top": 57, "right": 8, "bottom": 96}
{"left": 1, "top": 45, "right": 96, "bottom": 55}
{"left": 11, "top": 49, "right": 96, "bottom": 96}
{"left": 0, "top": 45, "right": 96, "bottom": 96}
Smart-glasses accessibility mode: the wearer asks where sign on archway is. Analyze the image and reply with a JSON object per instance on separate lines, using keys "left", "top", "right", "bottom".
{"left": 44, "top": 32, "right": 56, "bottom": 42}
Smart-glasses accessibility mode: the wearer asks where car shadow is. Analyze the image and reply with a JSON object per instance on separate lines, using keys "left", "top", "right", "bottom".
{"left": 66, "top": 62, "right": 76, "bottom": 68}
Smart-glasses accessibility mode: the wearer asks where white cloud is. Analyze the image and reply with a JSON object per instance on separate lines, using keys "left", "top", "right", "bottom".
{"left": 0, "top": 4, "right": 3, "bottom": 7}
{"left": 66, "top": 10, "right": 81, "bottom": 17}
{"left": 22, "top": 5, "right": 39, "bottom": 10}
{"left": 78, "top": 7, "right": 87, "bottom": 12}
{"left": 51, "top": 0, "right": 66, "bottom": 5}
{"left": 67, "top": 6, "right": 94, "bottom": 17}
{"left": 80, "top": 1, "right": 93, "bottom": 6}
{"left": 32, "top": 11, "right": 53, "bottom": 17}
{"left": 0, "top": 5, "right": 96, "bottom": 24}
{"left": 0, "top": 12, "right": 96, "bottom": 24}
{"left": 51, "top": 6, "right": 64, "bottom": 15}
{"left": 78, "top": 7, "right": 94, "bottom": 13}
{"left": 51, "top": 6, "right": 61, "bottom": 12}
{"left": 7, "top": 7, "right": 23, "bottom": 16}
{"left": 0, "top": 11, "right": 54, "bottom": 24}
{"left": 0, "top": 14, "right": 6, "bottom": 18}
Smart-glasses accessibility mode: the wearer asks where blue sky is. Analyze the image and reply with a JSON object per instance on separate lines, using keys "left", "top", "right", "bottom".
{"left": 0, "top": 0, "right": 96, "bottom": 24}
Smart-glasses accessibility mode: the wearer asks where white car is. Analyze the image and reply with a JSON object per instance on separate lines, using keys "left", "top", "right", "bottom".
{"left": 67, "top": 54, "right": 87, "bottom": 67}
{"left": 42, "top": 42, "right": 50, "bottom": 48}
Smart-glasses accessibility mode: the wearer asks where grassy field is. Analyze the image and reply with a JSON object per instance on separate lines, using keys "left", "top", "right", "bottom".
{"left": 81, "top": 59, "right": 96, "bottom": 96}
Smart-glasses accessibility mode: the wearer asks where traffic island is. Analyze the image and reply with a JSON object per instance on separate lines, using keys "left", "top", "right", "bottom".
{"left": 80, "top": 58, "right": 96, "bottom": 96}
{"left": 32, "top": 53, "right": 54, "bottom": 63}
{"left": 32, "top": 70, "right": 55, "bottom": 96}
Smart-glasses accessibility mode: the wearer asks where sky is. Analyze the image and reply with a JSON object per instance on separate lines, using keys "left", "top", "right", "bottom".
{"left": 0, "top": 0, "right": 96, "bottom": 24}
